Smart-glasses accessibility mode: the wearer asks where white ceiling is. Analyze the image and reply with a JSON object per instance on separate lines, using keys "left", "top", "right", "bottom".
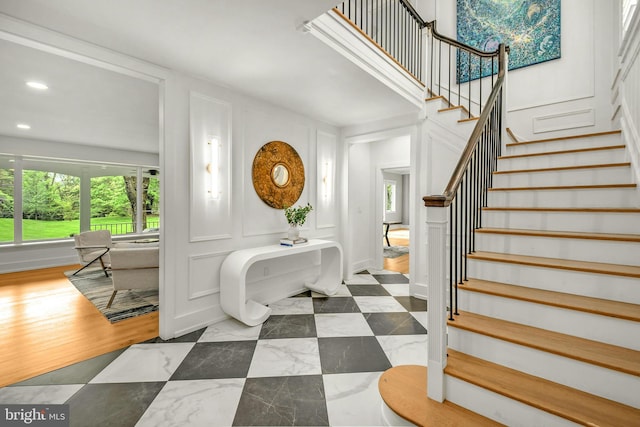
{"left": 0, "top": 0, "right": 419, "bottom": 154}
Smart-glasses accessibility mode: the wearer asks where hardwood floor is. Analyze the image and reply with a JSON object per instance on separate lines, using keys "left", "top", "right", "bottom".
{"left": 383, "top": 228, "right": 410, "bottom": 274}
{"left": 0, "top": 265, "right": 159, "bottom": 387}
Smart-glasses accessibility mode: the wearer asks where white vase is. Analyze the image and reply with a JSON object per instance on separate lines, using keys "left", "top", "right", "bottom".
{"left": 287, "top": 224, "right": 300, "bottom": 241}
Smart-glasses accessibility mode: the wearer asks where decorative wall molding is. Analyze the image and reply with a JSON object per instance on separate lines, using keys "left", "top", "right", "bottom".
{"left": 532, "top": 108, "right": 595, "bottom": 134}
{"left": 189, "top": 92, "right": 233, "bottom": 242}
{"left": 187, "top": 250, "right": 232, "bottom": 300}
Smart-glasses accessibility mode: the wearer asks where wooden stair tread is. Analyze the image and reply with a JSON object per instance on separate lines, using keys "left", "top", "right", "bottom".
{"left": 482, "top": 206, "right": 640, "bottom": 213}
{"left": 461, "top": 278, "right": 640, "bottom": 322}
{"left": 499, "top": 144, "right": 626, "bottom": 159}
{"left": 493, "top": 162, "right": 631, "bottom": 175}
{"left": 488, "top": 183, "right": 637, "bottom": 191}
{"left": 378, "top": 365, "right": 502, "bottom": 426}
{"left": 476, "top": 227, "right": 640, "bottom": 242}
{"left": 445, "top": 349, "right": 640, "bottom": 427}
{"left": 468, "top": 251, "right": 640, "bottom": 278}
{"left": 505, "top": 130, "right": 621, "bottom": 148}
{"left": 449, "top": 311, "right": 640, "bottom": 376}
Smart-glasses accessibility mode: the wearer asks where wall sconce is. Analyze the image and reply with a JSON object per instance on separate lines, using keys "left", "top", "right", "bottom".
{"left": 206, "top": 136, "right": 221, "bottom": 199}
{"left": 322, "top": 161, "right": 332, "bottom": 200}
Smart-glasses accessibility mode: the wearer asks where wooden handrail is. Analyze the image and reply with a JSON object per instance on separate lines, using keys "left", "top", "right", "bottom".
{"left": 426, "top": 20, "right": 509, "bottom": 58}
{"left": 423, "top": 43, "right": 507, "bottom": 208}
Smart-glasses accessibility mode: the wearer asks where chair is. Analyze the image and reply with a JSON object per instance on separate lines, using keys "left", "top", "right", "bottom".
{"left": 73, "top": 230, "right": 113, "bottom": 277}
{"left": 107, "top": 245, "right": 159, "bottom": 308}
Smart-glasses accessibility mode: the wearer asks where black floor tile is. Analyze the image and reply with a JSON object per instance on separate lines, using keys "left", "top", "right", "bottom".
{"left": 292, "top": 290, "right": 312, "bottom": 298}
{"left": 259, "top": 314, "right": 317, "bottom": 339}
{"left": 346, "top": 284, "right": 391, "bottom": 296}
{"left": 144, "top": 327, "right": 206, "bottom": 343}
{"left": 12, "top": 348, "right": 126, "bottom": 386}
{"left": 364, "top": 312, "right": 428, "bottom": 335}
{"left": 318, "top": 336, "right": 391, "bottom": 374}
{"left": 312, "top": 297, "right": 361, "bottom": 314}
{"left": 356, "top": 270, "right": 370, "bottom": 274}
{"left": 394, "top": 296, "right": 428, "bottom": 312}
{"left": 233, "top": 375, "right": 329, "bottom": 426}
{"left": 372, "top": 273, "right": 409, "bottom": 284}
{"left": 170, "top": 341, "right": 256, "bottom": 380}
{"left": 66, "top": 382, "right": 165, "bottom": 427}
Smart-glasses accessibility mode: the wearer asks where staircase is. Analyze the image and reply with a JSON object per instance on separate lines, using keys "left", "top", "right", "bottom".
{"left": 445, "top": 130, "right": 640, "bottom": 426}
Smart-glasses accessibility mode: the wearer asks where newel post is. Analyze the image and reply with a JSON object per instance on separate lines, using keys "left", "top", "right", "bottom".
{"left": 425, "top": 199, "right": 448, "bottom": 402}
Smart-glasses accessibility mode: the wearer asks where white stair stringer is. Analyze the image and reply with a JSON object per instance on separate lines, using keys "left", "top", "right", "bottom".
{"left": 474, "top": 231, "right": 640, "bottom": 266}
{"left": 481, "top": 208, "right": 640, "bottom": 234}
{"left": 457, "top": 289, "right": 640, "bottom": 350}
{"left": 468, "top": 256, "right": 640, "bottom": 304}
{"left": 444, "top": 375, "right": 578, "bottom": 427}
{"left": 448, "top": 327, "right": 640, "bottom": 408}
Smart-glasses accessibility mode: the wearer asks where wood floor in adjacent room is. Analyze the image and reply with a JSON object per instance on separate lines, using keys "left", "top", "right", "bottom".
{"left": 0, "top": 265, "right": 159, "bottom": 387}
{"left": 384, "top": 228, "right": 410, "bottom": 274}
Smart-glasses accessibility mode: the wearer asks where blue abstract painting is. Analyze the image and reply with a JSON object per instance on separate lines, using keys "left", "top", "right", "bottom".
{"left": 456, "top": 0, "right": 561, "bottom": 82}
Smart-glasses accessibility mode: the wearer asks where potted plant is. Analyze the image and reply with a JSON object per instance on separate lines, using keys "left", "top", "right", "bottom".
{"left": 284, "top": 203, "right": 313, "bottom": 241}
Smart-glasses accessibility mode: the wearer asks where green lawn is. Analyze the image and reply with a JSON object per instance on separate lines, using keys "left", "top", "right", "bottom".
{"left": 0, "top": 216, "right": 159, "bottom": 242}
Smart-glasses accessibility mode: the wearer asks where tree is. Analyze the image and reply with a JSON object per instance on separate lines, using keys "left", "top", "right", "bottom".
{"left": 123, "top": 176, "right": 153, "bottom": 231}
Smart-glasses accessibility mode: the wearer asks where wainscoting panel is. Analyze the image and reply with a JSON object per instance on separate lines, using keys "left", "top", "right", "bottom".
{"left": 189, "top": 92, "right": 232, "bottom": 242}
{"left": 532, "top": 108, "right": 595, "bottom": 134}
{"left": 187, "top": 250, "right": 232, "bottom": 300}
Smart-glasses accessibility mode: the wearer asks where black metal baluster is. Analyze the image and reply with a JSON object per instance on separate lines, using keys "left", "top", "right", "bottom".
{"left": 449, "top": 204, "right": 454, "bottom": 321}
{"left": 468, "top": 51, "right": 472, "bottom": 118}
{"left": 479, "top": 57, "right": 483, "bottom": 115}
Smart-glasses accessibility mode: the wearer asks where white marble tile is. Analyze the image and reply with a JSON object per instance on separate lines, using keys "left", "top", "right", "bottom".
{"left": 136, "top": 378, "right": 245, "bottom": 427}
{"left": 89, "top": 343, "right": 194, "bottom": 383}
{"left": 376, "top": 335, "right": 429, "bottom": 366}
{"left": 410, "top": 311, "right": 428, "bottom": 330}
{"left": 314, "top": 313, "right": 374, "bottom": 337}
{"left": 381, "top": 284, "right": 411, "bottom": 296}
{"left": 247, "top": 338, "right": 321, "bottom": 378}
{"left": 323, "top": 371, "right": 385, "bottom": 427}
{"left": 311, "top": 284, "right": 352, "bottom": 298}
{"left": 198, "top": 318, "right": 261, "bottom": 342}
{"left": 353, "top": 296, "right": 407, "bottom": 313}
{"left": 367, "top": 269, "right": 396, "bottom": 275}
{"left": 268, "top": 297, "right": 314, "bottom": 315}
{"left": 344, "top": 274, "right": 379, "bottom": 285}
{"left": 0, "top": 384, "right": 83, "bottom": 404}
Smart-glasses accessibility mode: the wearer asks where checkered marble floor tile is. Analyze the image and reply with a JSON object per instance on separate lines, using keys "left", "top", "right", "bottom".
{"left": 0, "top": 271, "right": 427, "bottom": 426}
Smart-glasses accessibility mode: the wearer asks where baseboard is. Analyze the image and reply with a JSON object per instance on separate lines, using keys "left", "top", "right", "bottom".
{"left": 411, "top": 282, "right": 428, "bottom": 300}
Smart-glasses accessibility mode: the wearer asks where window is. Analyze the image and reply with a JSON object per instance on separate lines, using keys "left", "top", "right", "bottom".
{"left": 0, "top": 155, "right": 159, "bottom": 244}
{"left": 0, "top": 156, "right": 14, "bottom": 243}
{"left": 22, "top": 165, "right": 80, "bottom": 241}
{"left": 385, "top": 180, "right": 396, "bottom": 213}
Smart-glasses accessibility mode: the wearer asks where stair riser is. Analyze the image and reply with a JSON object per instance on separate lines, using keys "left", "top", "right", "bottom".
{"left": 475, "top": 233, "right": 640, "bottom": 266}
{"left": 444, "top": 375, "right": 577, "bottom": 427}
{"left": 468, "top": 259, "right": 640, "bottom": 304}
{"left": 492, "top": 166, "right": 633, "bottom": 188}
{"left": 498, "top": 148, "right": 626, "bottom": 170}
{"left": 487, "top": 188, "right": 639, "bottom": 208}
{"left": 505, "top": 134, "right": 622, "bottom": 156}
{"left": 425, "top": 98, "right": 450, "bottom": 114}
{"left": 482, "top": 210, "right": 640, "bottom": 234}
{"left": 448, "top": 328, "right": 640, "bottom": 408}
{"left": 457, "top": 290, "right": 640, "bottom": 350}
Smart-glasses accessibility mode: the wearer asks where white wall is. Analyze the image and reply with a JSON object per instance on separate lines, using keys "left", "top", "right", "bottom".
{"left": 161, "top": 72, "right": 341, "bottom": 338}
{"left": 424, "top": 0, "right": 616, "bottom": 140}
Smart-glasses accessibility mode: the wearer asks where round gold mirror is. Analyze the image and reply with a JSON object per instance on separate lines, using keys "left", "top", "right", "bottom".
{"left": 252, "top": 141, "right": 304, "bottom": 209}
{"left": 271, "top": 163, "right": 290, "bottom": 188}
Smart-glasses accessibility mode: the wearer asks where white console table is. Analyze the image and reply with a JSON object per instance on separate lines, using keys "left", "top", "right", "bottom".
{"left": 220, "top": 239, "right": 343, "bottom": 326}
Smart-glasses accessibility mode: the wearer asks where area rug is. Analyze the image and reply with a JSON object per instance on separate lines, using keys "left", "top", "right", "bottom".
{"left": 383, "top": 245, "right": 409, "bottom": 259}
{"left": 65, "top": 269, "right": 158, "bottom": 323}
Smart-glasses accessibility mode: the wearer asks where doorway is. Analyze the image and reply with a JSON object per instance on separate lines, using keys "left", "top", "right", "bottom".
{"left": 382, "top": 168, "right": 410, "bottom": 274}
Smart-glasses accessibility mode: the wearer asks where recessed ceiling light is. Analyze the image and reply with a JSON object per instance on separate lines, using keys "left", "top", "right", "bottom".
{"left": 17, "top": 123, "right": 31, "bottom": 130}
{"left": 26, "top": 81, "right": 48, "bottom": 90}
